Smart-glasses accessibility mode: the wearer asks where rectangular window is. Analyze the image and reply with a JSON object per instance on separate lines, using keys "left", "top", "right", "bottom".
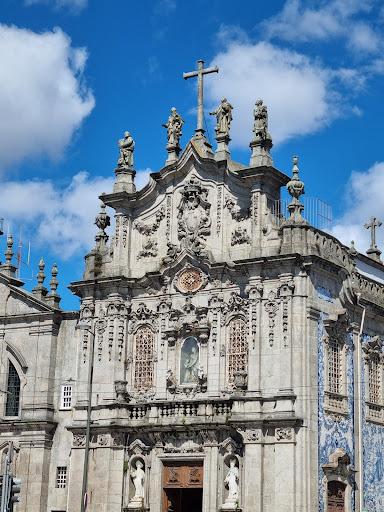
{"left": 369, "top": 355, "right": 381, "bottom": 404}
{"left": 61, "top": 386, "right": 72, "bottom": 409}
{"left": 56, "top": 467, "right": 67, "bottom": 489}
{"left": 328, "top": 339, "right": 341, "bottom": 394}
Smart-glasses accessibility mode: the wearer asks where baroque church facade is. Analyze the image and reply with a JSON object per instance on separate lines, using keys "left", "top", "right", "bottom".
{"left": 1, "top": 63, "right": 384, "bottom": 512}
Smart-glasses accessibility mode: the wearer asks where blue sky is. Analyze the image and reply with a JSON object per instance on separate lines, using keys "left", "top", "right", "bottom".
{"left": 1, "top": 0, "right": 384, "bottom": 310}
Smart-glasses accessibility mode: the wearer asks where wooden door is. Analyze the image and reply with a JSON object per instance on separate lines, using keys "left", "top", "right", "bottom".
{"left": 163, "top": 462, "right": 203, "bottom": 488}
{"left": 327, "top": 481, "right": 345, "bottom": 512}
{"left": 163, "top": 462, "right": 203, "bottom": 512}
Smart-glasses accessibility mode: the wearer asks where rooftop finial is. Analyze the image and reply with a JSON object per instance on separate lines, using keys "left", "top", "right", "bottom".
{"left": 94, "top": 203, "right": 110, "bottom": 249}
{"left": 5, "top": 234, "right": 14, "bottom": 263}
{"left": 249, "top": 99, "right": 273, "bottom": 167}
{"left": 284, "top": 156, "right": 308, "bottom": 225}
{"left": 32, "top": 256, "right": 48, "bottom": 299}
{"left": 364, "top": 216, "right": 382, "bottom": 263}
{"left": 350, "top": 240, "right": 358, "bottom": 256}
{"left": 49, "top": 263, "right": 59, "bottom": 293}
{"left": 0, "top": 233, "right": 17, "bottom": 279}
{"left": 36, "top": 257, "right": 46, "bottom": 287}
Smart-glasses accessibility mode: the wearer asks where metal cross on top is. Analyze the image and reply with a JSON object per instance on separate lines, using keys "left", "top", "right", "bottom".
{"left": 364, "top": 215, "right": 382, "bottom": 249}
{"left": 183, "top": 59, "right": 219, "bottom": 135}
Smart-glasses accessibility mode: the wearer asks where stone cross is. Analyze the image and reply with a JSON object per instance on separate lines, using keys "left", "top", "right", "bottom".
{"left": 183, "top": 59, "right": 219, "bottom": 135}
{"left": 364, "top": 216, "right": 382, "bottom": 249}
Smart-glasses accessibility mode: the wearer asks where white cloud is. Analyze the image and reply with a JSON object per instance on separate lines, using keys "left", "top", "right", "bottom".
{"left": 260, "top": 0, "right": 382, "bottom": 55}
{"left": 0, "top": 25, "right": 94, "bottom": 169}
{"left": 1, "top": 169, "right": 152, "bottom": 260}
{"left": 25, "top": 0, "right": 87, "bottom": 13}
{"left": 206, "top": 38, "right": 357, "bottom": 147}
{"left": 332, "top": 162, "right": 384, "bottom": 254}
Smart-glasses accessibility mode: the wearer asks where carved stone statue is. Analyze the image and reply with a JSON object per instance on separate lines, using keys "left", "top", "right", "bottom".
{"left": 131, "top": 459, "right": 145, "bottom": 500}
{"left": 166, "top": 368, "right": 178, "bottom": 392}
{"left": 210, "top": 97, "right": 233, "bottom": 137}
{"left": 252, "top": 99, "right": 271, "bottom": 142}
{"left": 162, "top": 242, "right": 181, "bottom": 265}
{"left": 224, "top": 458, "right": 239, "bottom": 502}
{"left": 163, "top": 107, "right": 185, "bottom": 148}
{"left": 118, "top": 131, "right": 135, "bottom": 168}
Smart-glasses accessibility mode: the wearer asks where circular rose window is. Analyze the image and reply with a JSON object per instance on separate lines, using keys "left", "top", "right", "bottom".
{"left": 178, "top": 269, "right": 202, "bottom": 292}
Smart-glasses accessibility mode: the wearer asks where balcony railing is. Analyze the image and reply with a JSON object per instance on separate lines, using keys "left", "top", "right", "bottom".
{"left": 272, "top": 198, "right": 332, "bottom": 231}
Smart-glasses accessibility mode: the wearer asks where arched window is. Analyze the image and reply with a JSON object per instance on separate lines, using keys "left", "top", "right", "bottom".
{"left": 5, "top": 361, "right": 20, "bottom": 416}
{"left": 227, "top": 317, "right": 248, "bottom": 385}
{"left": 134, "top": 326, "right": 155, "bottom": 390}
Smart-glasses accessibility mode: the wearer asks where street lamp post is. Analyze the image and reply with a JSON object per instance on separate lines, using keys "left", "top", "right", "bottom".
{"left": 76, "top": 321, "right": 95, "bottom": 512}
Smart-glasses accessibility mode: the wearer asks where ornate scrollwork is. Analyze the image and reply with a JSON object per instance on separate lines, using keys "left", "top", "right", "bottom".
{"left": 231, "top": 227, "right": 251, "bottom": 246}
{"left": 137, "top": 238, "right": 158, "bottom": 260}
{"left": 221, "top": 292, "right": 248, "bottom": 326}
{"left": 133, "top": 205, "right": 165, "bottom": 236}
{"left": 225, "top": 195, "right": 250, "bottom": 221}
{"left": 264, "top": 290, "right": 279, "bottom": 347}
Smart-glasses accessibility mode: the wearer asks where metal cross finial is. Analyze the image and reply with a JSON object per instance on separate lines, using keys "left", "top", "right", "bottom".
{"left": 183, "top": 59, "right": 219, "bottom": 135}
{"left": 364, "top": 216, "right": 382, "bottom": 249}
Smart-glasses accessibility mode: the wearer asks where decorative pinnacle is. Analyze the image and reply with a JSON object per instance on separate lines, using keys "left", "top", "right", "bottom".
{"left": 284, "top": 155, "right": 308, "bottom": 225}
{"left": 94, "top": 203, "right": 111, "bottom": 233}
{"left": 36, "top": 257, "right": 46, "bottom": 287}
{"left": 49, "top": 263, "right": 59, "bottom": 293}
{"left": 287, "top": 156, "right": 305, "bottom": 200}
{"left": 5, "top": 234, "right": 13, "bottom": 263}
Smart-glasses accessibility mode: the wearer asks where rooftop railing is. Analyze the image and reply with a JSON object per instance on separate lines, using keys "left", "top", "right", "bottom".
{"left": 272, "top": 197, "right": 332, "bottom": 231}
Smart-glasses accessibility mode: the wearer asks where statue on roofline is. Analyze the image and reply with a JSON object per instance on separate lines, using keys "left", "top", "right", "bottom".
{"left": 210, "top": 97, "right": 233, "bottom": 137}
{"left": 163, "top": 107, "right": 185, "bottom": 148}
{"left": 252, "top": 99, "right": 272, "bottom": 142}
{"left": 118, "top": 131, "right": 135, "bottom": 168}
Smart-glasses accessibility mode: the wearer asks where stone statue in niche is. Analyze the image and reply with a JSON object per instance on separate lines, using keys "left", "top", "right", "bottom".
{"left": 224, "top": 458, "right": 239, "bottom": 503}
{"left": 180, "top": 337, "right": 200, "bottom": 385}
{"left": 131, "top": 459, "right": 145, "bottom": 501}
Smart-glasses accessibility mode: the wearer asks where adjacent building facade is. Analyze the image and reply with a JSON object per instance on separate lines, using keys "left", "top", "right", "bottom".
{"left": 1, "top": 94, "right": 384, "bottom": 512}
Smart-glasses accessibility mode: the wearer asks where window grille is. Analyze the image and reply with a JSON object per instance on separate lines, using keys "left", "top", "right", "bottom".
{"left": 134, "top": 326, "right": 155, "bottom": 390}
{"left": 368, "top": 354, "right": 381, "bottom": 404}
{"left": 56, "top": 467, "right": 67, "bottom": 488}
{"left": 328, "top": 339, "right": 341, "bottom": 394}
{"left": 227, "top": 317, "right": 248, "bottom": 384}
{"left": 5, "top": 361, "right": 20, "bottom": 417}
{"left": 61, "top": 385, "right": 72, "bottom": 409}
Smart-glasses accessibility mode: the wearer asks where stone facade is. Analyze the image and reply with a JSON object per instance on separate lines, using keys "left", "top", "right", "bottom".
{"left": 1, "top": 102, "right": 384, "bottom": 512}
